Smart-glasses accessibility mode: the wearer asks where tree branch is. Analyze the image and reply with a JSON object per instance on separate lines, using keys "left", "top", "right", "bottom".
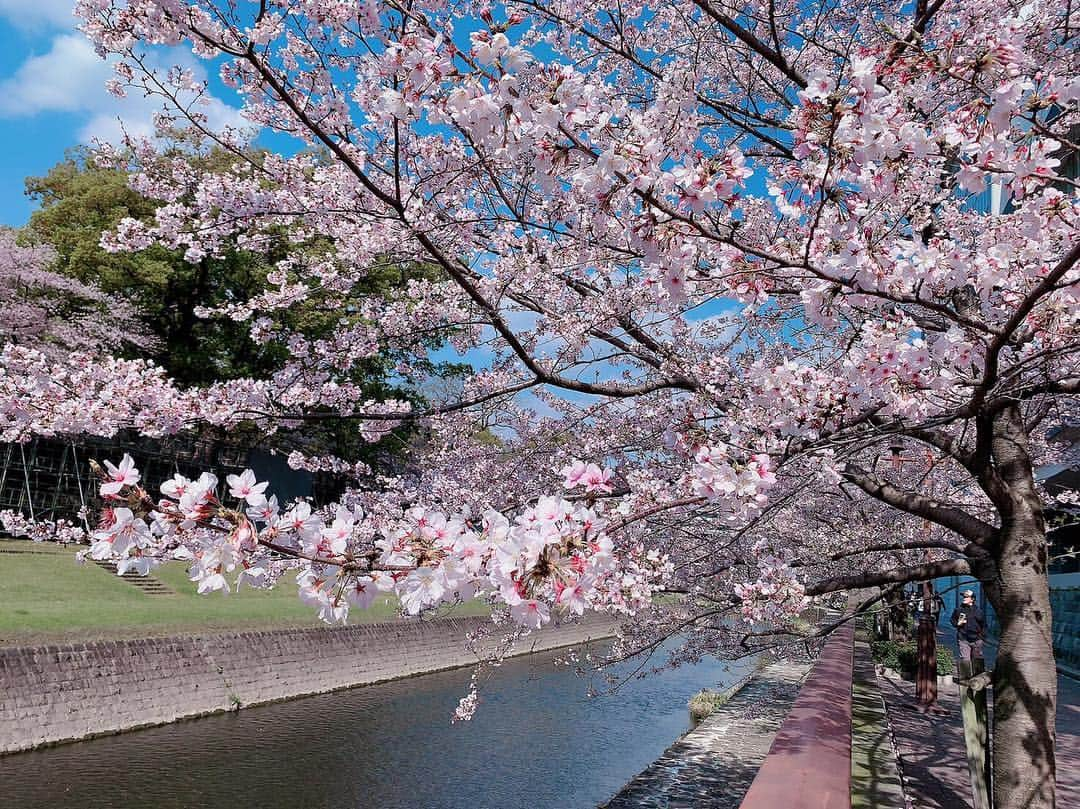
{"left": 842, "top": 463, "right": 996, "bottom": 544}
{"left": 969, "top": 240, "right": 1080, "bottom": 415}
{"left": 791, "top": 538, "right": 972, "bottom": 567}
{"left": 805, "top": 558, "right": 972, "bottom": 596}
{"left": 691, "top": 0, "right": 807, "bottom": 89}
{"left": 868, "top": 415, "right": 977, "bottom": 471}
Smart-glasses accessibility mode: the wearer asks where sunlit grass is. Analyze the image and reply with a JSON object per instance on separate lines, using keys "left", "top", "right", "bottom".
{"left": 0, "top": 540, "right": 489, "bottom": 645}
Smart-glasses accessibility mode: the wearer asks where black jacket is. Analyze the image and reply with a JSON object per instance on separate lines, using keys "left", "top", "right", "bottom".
{"left": 951, "top": 605, "right": 986, "bottom": 641}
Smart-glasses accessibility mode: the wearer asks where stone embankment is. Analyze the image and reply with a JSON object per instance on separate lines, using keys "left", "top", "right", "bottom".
{"left": 0, "top": 614, "right": 614, "bottom": 754}
{"left": 601, "top": 659, "right": 812, "bottom": 808}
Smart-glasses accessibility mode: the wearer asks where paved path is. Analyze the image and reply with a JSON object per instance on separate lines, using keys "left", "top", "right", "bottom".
{"left": 601, "top": 660, "right": 812, "bottom": 809}
{"left": 878, "top": 638, "right": 1079, "bottom": 808}
{"left": 879, "top": 674, "right": 977, "bottom": 808}
{"left": 1055, "top": 672, "right": 1080, "bottom": 807}
{"left": 851, "top": 640, "right": 905, "bottom": 808}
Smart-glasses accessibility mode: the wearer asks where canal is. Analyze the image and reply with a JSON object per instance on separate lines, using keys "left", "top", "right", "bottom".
{"left": 1, "top": 643, "right": 753, "bottom": 809}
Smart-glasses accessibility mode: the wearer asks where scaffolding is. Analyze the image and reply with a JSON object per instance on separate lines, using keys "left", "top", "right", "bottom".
{"left": 0, "top": 432, "right": 253, "bottom": 524}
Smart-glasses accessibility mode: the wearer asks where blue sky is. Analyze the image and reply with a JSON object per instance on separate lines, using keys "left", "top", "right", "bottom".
{"left": 0, "top": 1, "right": 486, "bottom": 227}
{"left": 0, "top": 6, "right": 84, "bottom": 225}
{"left": 0, "top": 2, "right": 744, "bottom": 418}
{"left": 0, "top": 1, "right": 248, "bottom": 225}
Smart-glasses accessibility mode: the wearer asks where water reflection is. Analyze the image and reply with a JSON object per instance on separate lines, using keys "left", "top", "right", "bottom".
{"left": 1, "top": 642, "right": 753, "bottom": 809}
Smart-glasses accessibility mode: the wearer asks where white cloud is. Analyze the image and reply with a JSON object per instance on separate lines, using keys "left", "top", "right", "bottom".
{"left": 77, "top": 93, "right": 248, "bottom": 144}
{"left": 0, "top": 34, "right": 104, "bottom": 115}
{"left": 0, "top": 33, "right": 250, "bottom": 144}
{"left": 0, "top": 0, "right": 78, "bottom": 31}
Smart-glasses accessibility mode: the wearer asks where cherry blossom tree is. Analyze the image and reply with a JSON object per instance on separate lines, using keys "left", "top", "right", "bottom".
{"left": 0, "top": 229, "right": 152, "bottom": 358}
{"left": 1, "top": 1, "right": 1077, "bottom": 805}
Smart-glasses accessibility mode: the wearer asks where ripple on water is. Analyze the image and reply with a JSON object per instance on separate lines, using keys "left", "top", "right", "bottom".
{"left": 0, "top": 641, "right": 754, "bottom": 809}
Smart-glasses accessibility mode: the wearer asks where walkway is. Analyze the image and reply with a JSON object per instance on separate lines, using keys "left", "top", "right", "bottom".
{"left": 879, "top": 674, "right": 976, "bottom": 808}
{"left": 601, "top": 659, "right": 812, "bottom": 809}
{"left": 878, "top": 644, "right": 1079, "bottom": 808}
{"left": 1058, "top": 674, "right": 1080, "bottom": 806}
{"left": 851, "top": 639, "right": 905, "bottom": 808}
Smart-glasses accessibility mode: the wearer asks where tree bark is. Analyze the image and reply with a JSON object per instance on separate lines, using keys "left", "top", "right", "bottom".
{"left": 884, "top": 585, "right": 912, "bottom": 641}
{"left": 985, "top": 406, "right": 1058, "bottom": 809}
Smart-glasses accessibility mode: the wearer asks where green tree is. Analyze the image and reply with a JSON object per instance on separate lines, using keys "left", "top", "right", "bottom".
{"left": 21, "top": 147, "right": 465, "bottom": 469}
{"left": 23, "top": 148, "right": 284, "bottom": 385}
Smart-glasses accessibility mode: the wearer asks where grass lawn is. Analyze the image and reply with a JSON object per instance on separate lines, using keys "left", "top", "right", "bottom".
{"left": 0, "top": 540, "right": 489, "bottom": 646}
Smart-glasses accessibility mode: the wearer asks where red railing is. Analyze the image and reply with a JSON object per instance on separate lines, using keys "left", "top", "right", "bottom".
{"left": 739, "top": 622, "right": 856, "bottom": 809}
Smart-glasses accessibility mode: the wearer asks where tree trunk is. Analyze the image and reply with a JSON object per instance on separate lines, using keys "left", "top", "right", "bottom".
{"left": 985, "top": 407, "right": 1058, "bottom": 809}
{"left": 884, "top": 585, "right": 912, "bottom": 641}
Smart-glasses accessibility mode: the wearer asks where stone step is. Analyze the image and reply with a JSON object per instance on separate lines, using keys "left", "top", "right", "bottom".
{"left": 602, "top": 659, "right": 813, "bottom": 808}
{"left": 89, "top": 560, "right": 175, "bottom": 595}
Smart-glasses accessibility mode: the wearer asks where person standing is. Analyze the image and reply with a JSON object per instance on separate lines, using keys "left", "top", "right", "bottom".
{"left": 951, "top": 589, "right": 987, "bottom": 662}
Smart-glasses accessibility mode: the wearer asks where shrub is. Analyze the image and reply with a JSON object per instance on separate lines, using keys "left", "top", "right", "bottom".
{"left": 688, "top": 689, "right": 731, "bottom": 723}
{"left": 871, "top": 640, "right": 955, "bottom": 677}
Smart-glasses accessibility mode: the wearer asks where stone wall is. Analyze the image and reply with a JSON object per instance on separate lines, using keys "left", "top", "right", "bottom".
{"left": 1051, "top": 587, "right": 1080, "bottom": 676}
{"left": 0, "top": 615, "right": 614, "bottom": 755}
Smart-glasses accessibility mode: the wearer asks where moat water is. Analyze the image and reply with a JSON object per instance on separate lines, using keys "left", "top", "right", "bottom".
{"left": 0, "top": 642, "right": 752, "bottom": 809}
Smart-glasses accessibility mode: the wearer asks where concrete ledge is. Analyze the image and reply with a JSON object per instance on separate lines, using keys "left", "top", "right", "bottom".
{"left": 0, "top": 614, "right": 615, "bottom": 755}
{"left": 739, "top": 623, "right": 855, "bottom": 809}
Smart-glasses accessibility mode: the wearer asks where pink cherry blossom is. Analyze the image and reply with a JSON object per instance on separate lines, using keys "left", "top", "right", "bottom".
{"left": 1, "top": 3, "right": 1075, "bottom": 799}
{"left": 100, "top": 454, "right": 140, "bottom": 496}
{"left": 509, "top": 599, "right": 551, "bottom": 630}
{"left": 226, "top": 469, "right": 269, "bottom": 506}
